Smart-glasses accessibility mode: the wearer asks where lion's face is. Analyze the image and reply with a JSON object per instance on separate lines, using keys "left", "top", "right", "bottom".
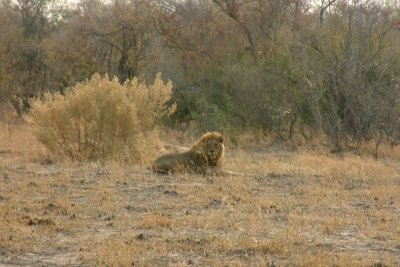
{"left": 190, "top": 131, "right": 224, "bottom": 165}
{"left": 203, "top": 135, "right": 224, "bottom": 161}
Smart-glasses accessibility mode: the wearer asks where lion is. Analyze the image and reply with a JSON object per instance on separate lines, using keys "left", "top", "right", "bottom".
{"left": 152, "top": 131, "right": 225, "bottom": 174}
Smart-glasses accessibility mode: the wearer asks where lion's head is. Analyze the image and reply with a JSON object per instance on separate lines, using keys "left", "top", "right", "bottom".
{"left": 191, "top": 131, "right": 224, "bottom": 167}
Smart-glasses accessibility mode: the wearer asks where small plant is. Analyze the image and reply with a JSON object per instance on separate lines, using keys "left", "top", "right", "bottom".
{"left": 28, "top": 73, "right": 175, "bottom": 163}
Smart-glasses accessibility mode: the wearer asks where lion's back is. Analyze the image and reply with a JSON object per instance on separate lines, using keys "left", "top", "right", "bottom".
{"left": 152, "top": 150, "right": 207, "bottom": 174}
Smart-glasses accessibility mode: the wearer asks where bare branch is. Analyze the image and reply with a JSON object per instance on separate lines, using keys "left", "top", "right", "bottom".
{"left": 320, "top": 0, "right": 336, "bottom": 25}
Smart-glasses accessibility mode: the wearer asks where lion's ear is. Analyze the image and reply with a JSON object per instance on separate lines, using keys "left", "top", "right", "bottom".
{"left": 219, "top": 137, "right": 224, "bottom": 143}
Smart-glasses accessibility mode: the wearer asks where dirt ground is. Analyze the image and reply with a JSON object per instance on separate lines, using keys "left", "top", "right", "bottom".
{"left": 1, "top": 144, "right": 400, "bottom": 266}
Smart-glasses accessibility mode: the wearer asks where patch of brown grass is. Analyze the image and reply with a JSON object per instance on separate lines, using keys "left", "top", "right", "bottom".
{"left": 140, "top": 213, "right": 173, "bottom": 229}
{"left": 0, "top": 121, "right": 47, "bottom": 162}
{"left": 0, "top": 123, "right": 399, "bottom": 266}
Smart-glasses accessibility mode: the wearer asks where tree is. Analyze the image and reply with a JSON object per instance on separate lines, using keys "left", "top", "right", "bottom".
{"left": 77, "top": 0, "right": 156, "bottom": 82}
{"left": 0, "top": 0, "right": 65, "bottom": 114}
{"left": 303, "top": 0, "right": 400, "bottom": 150}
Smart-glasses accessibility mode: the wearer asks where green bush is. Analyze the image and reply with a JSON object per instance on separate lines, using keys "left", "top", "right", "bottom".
{"left": 28, "top": 73, "right": 175, "bottom": 163}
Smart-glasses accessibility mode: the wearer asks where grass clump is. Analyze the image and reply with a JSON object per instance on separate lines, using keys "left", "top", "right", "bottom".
{"left": 28, "top": 73, "right": 175, "bottom": 163}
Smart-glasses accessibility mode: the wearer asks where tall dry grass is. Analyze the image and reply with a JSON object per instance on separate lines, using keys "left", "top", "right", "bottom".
{"left": 0, "top": 118, "right": 46, "bottom": 162}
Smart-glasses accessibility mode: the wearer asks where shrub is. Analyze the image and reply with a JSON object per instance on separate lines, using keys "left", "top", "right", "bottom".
{"left": 28, "top": 73, "right": 175, "bottom": 163}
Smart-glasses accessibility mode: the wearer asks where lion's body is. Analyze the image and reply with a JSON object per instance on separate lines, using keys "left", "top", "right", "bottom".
{"left": 152, "top": 132, "right": 224, "bottom": 174}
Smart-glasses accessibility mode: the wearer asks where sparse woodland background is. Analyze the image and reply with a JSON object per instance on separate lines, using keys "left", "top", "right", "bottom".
{"left": 1, "top": 0, "right": 400, "bottom": 156}
{"left": 1, "top": 2, "right": 400, "bottom": 265}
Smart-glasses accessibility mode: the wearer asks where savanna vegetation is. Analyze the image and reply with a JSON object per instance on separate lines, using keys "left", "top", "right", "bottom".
{"left": 1, "top": 0, "right": 400, "bottom": 266}
{"left": 1, "top": 122, "right": 400, "bottom": 266}
{"left": 1, "top": 0, "right": 400, "bottom": 157}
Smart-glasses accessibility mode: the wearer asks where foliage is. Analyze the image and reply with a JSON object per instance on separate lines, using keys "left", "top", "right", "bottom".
{"left": 301, "top": 3, "right": 400, "bottom": 151}
{"left": 2, "top": 0, "right": 400, "bottom": 155}
{"left": 28, "top": 73, "right": 175, "bottom": 163}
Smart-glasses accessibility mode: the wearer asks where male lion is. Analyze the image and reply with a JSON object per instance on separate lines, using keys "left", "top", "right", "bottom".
{"left": 152, "top": 131, "right": 224, "bottom": 174}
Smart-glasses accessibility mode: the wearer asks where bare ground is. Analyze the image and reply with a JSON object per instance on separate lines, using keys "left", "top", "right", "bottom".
{"left": 0, "top": 149, "right": 400, "bottom": 266}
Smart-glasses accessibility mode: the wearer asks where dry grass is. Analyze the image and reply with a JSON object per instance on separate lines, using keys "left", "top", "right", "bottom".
{"left": 1, "top": 122, "right": 400, "bottom": 266}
